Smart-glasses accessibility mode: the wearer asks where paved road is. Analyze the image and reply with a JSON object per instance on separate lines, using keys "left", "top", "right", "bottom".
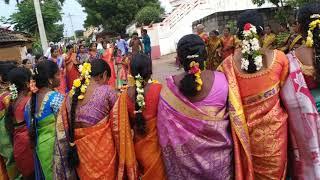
{"left": 152, "top": 53, "right": 183, "bottom": 84}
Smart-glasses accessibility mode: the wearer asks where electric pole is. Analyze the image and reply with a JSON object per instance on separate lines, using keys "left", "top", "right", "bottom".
{"left": 33, "top": 0, "right": 48, "bottom": 53}
{"left": 68, "top": 13, "right": 77, "bottom": 42}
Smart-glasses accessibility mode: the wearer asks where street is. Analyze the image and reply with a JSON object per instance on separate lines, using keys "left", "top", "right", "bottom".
{"left": 152, "top": 53, "right": 183, "bottom": 83}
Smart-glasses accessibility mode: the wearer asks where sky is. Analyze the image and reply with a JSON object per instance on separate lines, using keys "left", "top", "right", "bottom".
{"left": 0, "top": 0, "right": 171, "bottom": 36}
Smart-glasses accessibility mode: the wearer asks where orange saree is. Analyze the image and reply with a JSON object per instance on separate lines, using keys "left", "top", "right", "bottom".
{"left": 219, "top": 50, "right": 289, "bottom": 180}
{"left": 127, "top": 83, "right": 166, "bottom": 180}
{"left": 65, "top": 53, "right": 80, "bottom": 91}
{"left": 110, "top": 91, "right": 138, "bottom": 180}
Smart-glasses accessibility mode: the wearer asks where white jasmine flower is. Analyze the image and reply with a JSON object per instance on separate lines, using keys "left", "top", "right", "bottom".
{"left": 241, "top": 58, "right": 249, "bottom": 70}
{"left": 137, "top": 94, "right": 144, "bottom": 101}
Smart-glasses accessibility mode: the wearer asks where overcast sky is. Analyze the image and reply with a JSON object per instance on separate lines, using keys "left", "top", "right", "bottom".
{"left": 0, "top": 0, "right": 171, "bottom": 36}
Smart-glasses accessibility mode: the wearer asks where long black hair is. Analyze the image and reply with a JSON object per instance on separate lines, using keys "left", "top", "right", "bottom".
{"left": 0, "top": 63, "right": 17, "bottom": 84}
{"left": 237, "top": 10, "right": 264, "bottom": 74}
{"left": 6, "top": 67, "right": 32, "bottom": 143}
{"left": 177, "top": 34, "right": 207, "bottom": 97}
{"left": 130, "top": 53, "right": 152, "bottom": 135}
{"left": 297, "top": 3, "right": 320, "bottom": 83}
{"left": 29, "top": 60, "right": 59, "bottom": 148}
{"left": 68, "top": 59, "right": 111, "bottom": 168}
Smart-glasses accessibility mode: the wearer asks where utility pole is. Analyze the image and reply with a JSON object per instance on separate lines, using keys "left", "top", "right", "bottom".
{"left": 33, "top": 0, "right": 48, "bottom": 53}
{"left": 68, "top": 13, "right": 77, "bottom": 42}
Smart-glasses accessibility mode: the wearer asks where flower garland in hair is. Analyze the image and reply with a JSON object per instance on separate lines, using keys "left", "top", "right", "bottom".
{"left": 188, "top": 61, "right": 203, "bottom": 91}
{"left": 70, "top": 62, "right": 91, "bottom": 100}
{"left": 306, "top": 14, "right": 320, "bottom": 48}
{"left": 135, "top": 74, "right": 145, "bottom": 113}
{"left": 9, "top": 84, "right": 18, "bottom": 100}
{"left": 241, "top": 23, "right": 263, "bottom": 71}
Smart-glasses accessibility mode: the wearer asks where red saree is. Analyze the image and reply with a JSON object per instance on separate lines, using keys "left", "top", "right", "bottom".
{"left": 127, "top": 83, "right": 166, "bottom": 180}
{"left": 65, "top": 53, "right": 80, "bottom": 91}
{"left": 0, "top": 156, "right": 8, "bottom": 180}
{"left": 13, "top": 96, "right": 34, "bottom": 177}
{"left": 102, "top": 48, "right": 116, "bottom": 88}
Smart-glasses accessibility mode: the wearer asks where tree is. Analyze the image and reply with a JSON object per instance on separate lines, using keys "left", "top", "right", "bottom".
{"left": 252, "top": 0, "right": 318, "bottom": 7}
{"left": 8, "top": 0, "right": 64, "bottom": 41}
{"left": 3, "top": 0, "right": 65, "bottom": 5}
{"left": 78, "top": 0, "right": 162, "bottom": 33}
{"left": 135, "top": 4, "right": 163, "bottom": 26}
{"left": 74, "top": 30, "right": 84, "bottom": 37}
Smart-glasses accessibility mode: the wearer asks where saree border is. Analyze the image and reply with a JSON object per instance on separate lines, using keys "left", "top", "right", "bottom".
{"left": 160, "top": 85, "right": 225, "bottom": 121}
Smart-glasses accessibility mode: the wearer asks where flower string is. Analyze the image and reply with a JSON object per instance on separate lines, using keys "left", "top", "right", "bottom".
{"left": 188, "top": 61, "right": 203, "bottom": 91}
{"left": 241, "top": 23, "right": 263, "bottom": 71}
{"left": 70, "top": 62, "right": 91, "bottom": 100}
{"left": 306, "top": 14, "right": 320, "bottom": 48}
{"left": 135, "top": 74, "right": 145, "bottom": 114}
{"left": 9, "top": 84, "right": 18, "bottom": 100}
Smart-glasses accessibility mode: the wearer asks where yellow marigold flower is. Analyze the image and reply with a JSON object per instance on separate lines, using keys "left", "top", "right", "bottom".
{"left": 78, "top": 95, "right": 84, "bottom": 100}
{"left": 196, "top": 85, "right": 202, "bottom": 91}
{"left": 152, "top": 80, "right": 159, "bottom": 84}
{"left": 73, "top": 79, "right": 81, "bottom": 88}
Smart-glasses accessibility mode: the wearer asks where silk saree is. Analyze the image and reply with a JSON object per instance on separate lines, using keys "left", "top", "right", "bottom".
{"left": 25, "top": 91, "right": 76, "bottom": 180}
{"left": 219, "top": 50, "right": 289, "bottom": 180}
{"left": 281, "top": 52, "right": 320, "bottom": 179}
{"left": 157, "top": 77, "right": 233, "bottom": 180}
{"left": 0, "top": 92, "right": 19, "bottom": 179}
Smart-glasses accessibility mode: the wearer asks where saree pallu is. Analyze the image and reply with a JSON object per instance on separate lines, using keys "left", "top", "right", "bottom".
{"left": 102, "top": 48, "right": 116, "bottom": 88}
{"left": 110, "top": 92, "right": 138, "bottom": 180}
{"left": 220, "top": 57, "right": 287, "bottom": 180}
{"left": 73, "top": 119, "right": 117, "bottom": 179}
{"left": 206, "top": 38, "right": 222, "bottom": 70}
{"left": 0, "top": 92, "right": 19, "bottom": 179}
{"left": 157, "top": 85, "right": 233, "bottom": 180}
{"left": 13, "top": 126, "right": 34, "bottom": 177}
{"left": 281, "top": 53, "right": 320, "bottom": 179}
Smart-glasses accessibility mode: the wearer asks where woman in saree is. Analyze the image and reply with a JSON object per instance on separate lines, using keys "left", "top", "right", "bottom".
{"left": 6, "top": 67, "right": 34, "bottom": 179}
{"left": 64, "top": 44, "right": 80, "bottom": 91}
{"left": 25, "top": 60, "right": 76, "bottom": 180}
{"left": 49, "top": 46, "right": 67, "bottom": 94}
{"left": 0, "top": 63, "right": 19, "bottom": 180}
{"left": 157, "top": 34, "right": 233, "bottom": 179}
{"left": 101, "top": 42, "right": 116, "bottom": 88}
{"left": 280, "top": 3, "right": 320, "bottom": 179}
{"left": 206, "top": 30, "right": 222, "bottom": 70}
{"left": 88, "top": 42, "right": 101, "bottom": 62}
{"left": 219, "top": 10, "right": 288, "bottom": 179}
{"left": 63, "top": 59, "right": 117, "bottom": 179}
{"left": 111, "top": 53, "right": 166, "bottom": 179}
{"left": 77, "top": 45, "right": 90, "bottom": 64}
{"left": 221, "top": 27, "right": 236, "bottom": 60}
{"left": 262, "top": 25, "right": 276, "bottom": 49}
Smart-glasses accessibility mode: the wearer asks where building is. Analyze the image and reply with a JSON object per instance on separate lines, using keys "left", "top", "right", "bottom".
{"left": 0, "top": 28, "right": 33, "bottom": 62}
{"left": 127, "top": 0, "right": 274, "bottom": 57}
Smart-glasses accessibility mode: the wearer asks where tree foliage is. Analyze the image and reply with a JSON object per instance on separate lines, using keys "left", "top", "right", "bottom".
{"left": 78, "top": 0, "right": 162, "bottom": 33}
{"left": 7, "top": 0, "right": 64, "bottom": 41}
{"left": 135, "top": 4, "right": 163, "bottom": 26}
{"left": 74, "top": 29, "right": 84, "bottom": 37}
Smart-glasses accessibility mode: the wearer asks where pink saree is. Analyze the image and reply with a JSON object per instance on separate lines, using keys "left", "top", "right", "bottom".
{"left": 157, "top": 76, "right": 233, "bottom": 180}
{"left": 281, "top": 52, "right": 320, "bottom": 179}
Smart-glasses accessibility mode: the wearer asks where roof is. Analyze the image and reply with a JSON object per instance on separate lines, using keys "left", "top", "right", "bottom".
{"left": 0, "top": 28, "right": 33, "bottom": 45}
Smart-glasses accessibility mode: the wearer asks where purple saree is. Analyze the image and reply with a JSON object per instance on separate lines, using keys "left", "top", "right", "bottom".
{"left": 281, "top": 52, "right": 320, "bottom": 179}
{"left": 157, "top": 76, "right": 233, "bottom": 180}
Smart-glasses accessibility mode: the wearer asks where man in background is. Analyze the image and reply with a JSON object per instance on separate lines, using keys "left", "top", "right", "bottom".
{"left": 142, "top": 29, "right": 151, "bottom": 59}
{"left": 129, "top": 32, "right": 143, "bottom": 56}
{"left": 116, "top": 34, "right": 128, "bottom": 56}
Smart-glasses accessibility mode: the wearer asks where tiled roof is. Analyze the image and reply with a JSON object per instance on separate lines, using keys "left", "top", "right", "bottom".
{"left": 0, "top": 28, "right": 32, "bottom": 43}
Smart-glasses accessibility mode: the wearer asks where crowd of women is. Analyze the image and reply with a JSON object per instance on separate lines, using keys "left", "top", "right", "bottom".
{"left": 0, "top": 2, "right": 320, "bottom": 180}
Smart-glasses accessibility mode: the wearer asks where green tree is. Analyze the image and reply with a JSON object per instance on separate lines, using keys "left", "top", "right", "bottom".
{"left": 8, "top": 0, "right": 64, "bottom": 42}
{"left": 135, "top": 5, "right": 163, "bottom": 26}
{"left": 74, "top": 29, "right": 84, "bottom": 37}
{"left": 78, "top": 0, "right": 162, "bottom": 33}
